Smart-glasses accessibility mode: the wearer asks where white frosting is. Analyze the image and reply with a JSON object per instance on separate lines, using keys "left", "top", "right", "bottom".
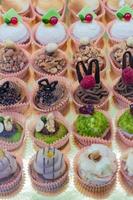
{"left": 72, "top": 21, "right": 102, "bottom": 42}
{"left": 110, "top": 20, "right": 133, "bottom": 40}
{"left": 35, "top": 22, "right": 67, "bottom": 45}
{"left": 123, "top": 149, "right": 133, "bottom": 176}
{"left": 0, "top": 23, "right": 30, "bottom": 44}
{"left": 78, "top": 144, "right": 117, "bottom": 185}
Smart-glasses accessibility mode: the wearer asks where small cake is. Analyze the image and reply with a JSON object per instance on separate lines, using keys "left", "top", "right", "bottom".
{"left": 74, "top": 144, "right": 117, "bottom": 191}
{"left": 72, "top": 59, "right": 109, "bottom": 109}
{"left": 32, "top": 43, "right": 67, "bottom": 76}
{"left": 32, "top": 77, "right": 69, "bottom": 112}
{"left": 0, "top": 149, "right": 22, "bottom": 195}
{"left": 73, "top": 105, "right": 111, "bottom": 147}
{"left": 29, "top": 147, "right": 69, "bottom": 192}
{"left": 0, "top": 9, "right": 31, "bottom": 47}
{"left": 69, "top": 7, "right": 105, "bottom": 45}
{"left": 33, "top": 9, "right": 68, "bottom": 47}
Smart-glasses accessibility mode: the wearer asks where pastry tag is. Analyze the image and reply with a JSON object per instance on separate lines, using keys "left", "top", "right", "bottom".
{"left": 42, "top": 8, "right": 60, "bottom": 26}
{"left": 3, "top": 8, "right": 22, "bottom": 25}
{"left": 78, "top": 7, "right": 96, "bottom": 23}
{"left": 116, "top": 5, "right": 133, "bottom": 21}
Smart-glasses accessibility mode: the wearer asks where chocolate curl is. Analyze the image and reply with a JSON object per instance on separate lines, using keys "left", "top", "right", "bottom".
{"left": 38, "top": 78, "right": 58, "bottom": 92}
{"left": 122, "top": 51, "right": 133, "bottom": 69}
{"left": 76, "top": 61, "right": 88, "bottom": 83}
{"left": 88, "top": 59, "right": 100, "bottom": 84}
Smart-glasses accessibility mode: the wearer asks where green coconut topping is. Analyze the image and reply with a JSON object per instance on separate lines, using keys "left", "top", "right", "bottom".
{"left": 34, "top": 122, "right": 68, "bottom": 144}
{"left": 118, "top": 110, "right": 133, "bottom": 134}
{"left": 75, "top": 111, "right": 109, "bottom": 137}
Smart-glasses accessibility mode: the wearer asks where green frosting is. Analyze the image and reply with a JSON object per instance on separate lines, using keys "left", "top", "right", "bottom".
{"left": 75, "top": 111, "right": 109, "bottom": 137}
{"left": 116, "top": 5, "right": 133, "bottom": 20}
{"left": 3, "top": 8, "right": 22, "bottom": 24}
{"left": 42, "top": 8, "right": 60, "bottom": 24}
{"left": 78, "top": 6, "right": 96, "bottom": 21}
{"left": 118, "top": 110, "right": 133, "bottom": 134}
{"left": 35, "top": 122, "right": 68, "bottom": 144}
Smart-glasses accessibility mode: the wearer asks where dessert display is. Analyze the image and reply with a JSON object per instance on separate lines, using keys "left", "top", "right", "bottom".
{"left": 69, "top": 7, "right": 105, "bottom": 46}
{"left": 29, "top": 147, "right": 69, "bottom": 192}
{"left": 32, "top": 43, "right": 68, "bottom": 77}
{"left": 73, "top": 104, "right": 111, "bottom": 147}
{"left": 74, "top": 144, "right": 117, "bottom": 192}
{"left": 33, "top": 9, "right": 68, "bottom": 48}
{"left": 0, "top": 9, "right": 31, "bottom": 48}
{"left": 31, "top": 77, "right": 69, "bottom": 113}
{"left": 30, "top": 112, "right": 69, "bottom": 149}
{"left": 72, "top": 59, "right": 109, "bottom": 109}
{"left": 0, "top": 149, "right": 22, "bottom": 195}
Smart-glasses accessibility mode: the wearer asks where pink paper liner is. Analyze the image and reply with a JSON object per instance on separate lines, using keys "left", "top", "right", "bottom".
{"left": 29, "top": 111, "right": 70, "bottom": 149}
{"left": 112, "top": 78, "right": 132, "bottom": 108}
{"left": 115, "top": 108, "right": 133, "bottom": 147}
{"left": 0, "top": 77, "right": 30, "bottom": 113}
{"left": 120, "top": 160, "right": 133, "bottom": 187}
{"left": 32, "top": 22, "right": 69, "bottom": 50}
{"left": 68, "top": 0, "right": 105, "bottom": 22}
{"left": 0, "top": 112, "right": 26, "bottom": 151}
{"left": 68, "top": 21, "right": 105, "bottom": 49}
{"left": 71, "top": 80, "right": 110, "bottom": 110}
{"left": 31, "top": 47, "right": 68, "bottom": 78}
{"left": 0, "top": 48, "right": 30, "bottom": 79}
{"left": 73, "top": 110, "right": 112, "bottom": 147}
{"left": 103, "top": 0, "right": 116, "bottom": 21}
{"left": 33, "top": 0, "right": 67, "bottom": 22}
{"left": 74, "top": 147, "right": 118, "bottom": 192}
{"left": 29, "top": 155, "right": 69, "bottom": 192}
{"left": 30, "top": 75, "right": 70, "bottom": 113}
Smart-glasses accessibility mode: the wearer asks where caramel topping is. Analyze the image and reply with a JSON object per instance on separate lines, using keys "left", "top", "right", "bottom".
{"left": 88, "top": 151, "right": 101, "bottom": 162}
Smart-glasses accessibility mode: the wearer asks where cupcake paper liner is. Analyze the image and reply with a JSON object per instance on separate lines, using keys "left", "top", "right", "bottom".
{"left": 0, "top": 77, "right": 30, "bottom": 113}
{"left": 74, "top": 147, "right": 118, "bottom": 193}
{"left": 31, "top": 48, "right": 68, "bottom": 78}
{"left": 29, "top": 111, "right": 70, "bottom": 149}
{"left": 73, "top": 110, "right": 112, "bottom": 147}
{"left": 29, "top": 156, "right": 69, "bottom": 193}
{"left": 31, "top": 75, "right": 70, "bottom": 113}
{"left": 103, "top": 0, "right": 116, "bottom": 21}
{"left": 120, "top": 160, "right": 133, "bottom": 187}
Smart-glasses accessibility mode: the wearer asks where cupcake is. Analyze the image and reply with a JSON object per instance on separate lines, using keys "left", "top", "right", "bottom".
{"left": 72, "top": 59, "right": 109, "bottom": 110}
{"left": 31, "top": 77, "right": 69, "bottom": 113}
{"left": 74, "top": 144, "right": 117, "bottom": 192}
{"left": 0, "top": 40, "right": 30, "bottom": 79}
{"left": 113, "top": 51, "right": 133, "bottom": 107}
{"left": 33, "top": 0, "right": 66, "bottom": 21}
{"left": 0, "top": 112, "right": 25, "bottom": 151}
{"left": 31, "top": 43, "right": 68, "bottom": 77}
{"left": 0, "top": 149, "right": 22, "bottom": 195}
{"left": 30, "top": 112, "right": 70, "bottom": 149}
{"left": 68, "top": 0, "right": 105, "bottom": 21}
{"left": 73, "top": 104, "right": 112, "bottom": 147}
{"left": 69, "top": 7, "right": 105, "bottom": 48}
{"left": 29, "top": 147, "right": 69, "bottom": 192}
{"left": 107, "top": 5, "right": 133, "bottom": 45}
{"left": 0, "top": 78, "right": 29, "bottom": 113}
{"left": 116, "top": 105, "right": 133, "bottom": 146}
{"left": 33, "top": 9, "right": 68, "bottom": 48}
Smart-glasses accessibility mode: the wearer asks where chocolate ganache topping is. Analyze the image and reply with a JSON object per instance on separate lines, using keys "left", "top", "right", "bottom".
{"left": 114, "top": 51, "right": 133, "bottom": 101}
{"left": 74, "top": 59, "right": 109, "bottom": 105}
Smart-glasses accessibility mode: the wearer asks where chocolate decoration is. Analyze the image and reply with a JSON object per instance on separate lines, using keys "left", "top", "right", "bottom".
{"left": 88, "top": 59, "right": 100, "bottom": 84}
{"left": 38, "top": 79, "right": 58, "bottom": 92}
{"left": 76, "top": 61, "right": 89, "bottom": 83}
{"left": 130, "top": 104, "right": 133, "bottom": 115}
{"left": 79, "top": 104, "right": 94, "bottom": 115}
{"left": 122, "top": 51, "right": 133, "bottom": 69}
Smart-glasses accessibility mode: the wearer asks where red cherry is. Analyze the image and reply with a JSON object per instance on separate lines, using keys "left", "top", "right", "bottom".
{"left": 85, "top": 14, "right": 93, "bottom": 23}
{"left": 80, "top": 75, "right": 96, "bottom": 89}
{"left": 50, "top": 17, "right": 58, "bottom": 25}
{"left": 122, "top": 67, "right": 133, "bottom": 85}
{"left": 124, "top": 13, "right": 132, "bottom": 21}
{"left": 10, "top": 17, "right": 18, "bottom": 25}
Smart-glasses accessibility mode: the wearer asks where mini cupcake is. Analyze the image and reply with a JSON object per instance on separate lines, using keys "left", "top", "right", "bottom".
{"left": 29, "top": 147, "right": 69, "bottom": 192}
{"left": 31, "top": 43, "right": 68, "bottom": 77}
{"left": 74, "top": 144, "right": 117, "bottom": 192}
{"left": 33, "top": 0, "right": 66, "bottom": 21}
{"left": 107, "top": 5, "right": 133, "bottom": 45}
{"left": 30, "top": 112, "right": 70, "bottom": 149}
{"left": 0, "top": 40, "right": 30, "bottom": 79}
{"left": 68, "top": 0, "right": 105, "bottom": 21}
{"left": 69, "top": 7, "right": 105, "bottom": 48}
{"left": 0, "top": 149, "right": 22, "bottom": 195}
{"left": 0, "top": 9, "right": 31, "bottom": 49}
{"left": 72, "top": 59, "right": 109, "bottom": 110}
{"left": 116, "top": 105, "right": 133, "bottom": 146}
{"left": 33, "top": 9, "right": 68, "bottom": 48}
{"left": 31, "top": 77, "right": 69, "bottom": 113}
{"left": 0, "top": 78, "right": 29, "bottom": 113}
{"left": 113, "top": 51, "right": 133, "bottom": 107}
{"left": 73, "top": 104, "right": 112, "bottom": 147}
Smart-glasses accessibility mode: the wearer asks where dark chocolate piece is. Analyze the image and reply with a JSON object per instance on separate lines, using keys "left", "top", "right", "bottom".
{"left": 79, "top": 104, "right": 94, "bottom": 115}
{"left": 122, "top": 51, "right": 133, "bottom": 69}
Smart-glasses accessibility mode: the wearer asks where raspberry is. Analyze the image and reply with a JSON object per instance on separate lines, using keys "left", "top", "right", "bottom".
{"left": 122, "top": 67, "right": 133, "bottom": 85}
{"left": 80, "top": 75, "right": 96, "bottom": 89}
